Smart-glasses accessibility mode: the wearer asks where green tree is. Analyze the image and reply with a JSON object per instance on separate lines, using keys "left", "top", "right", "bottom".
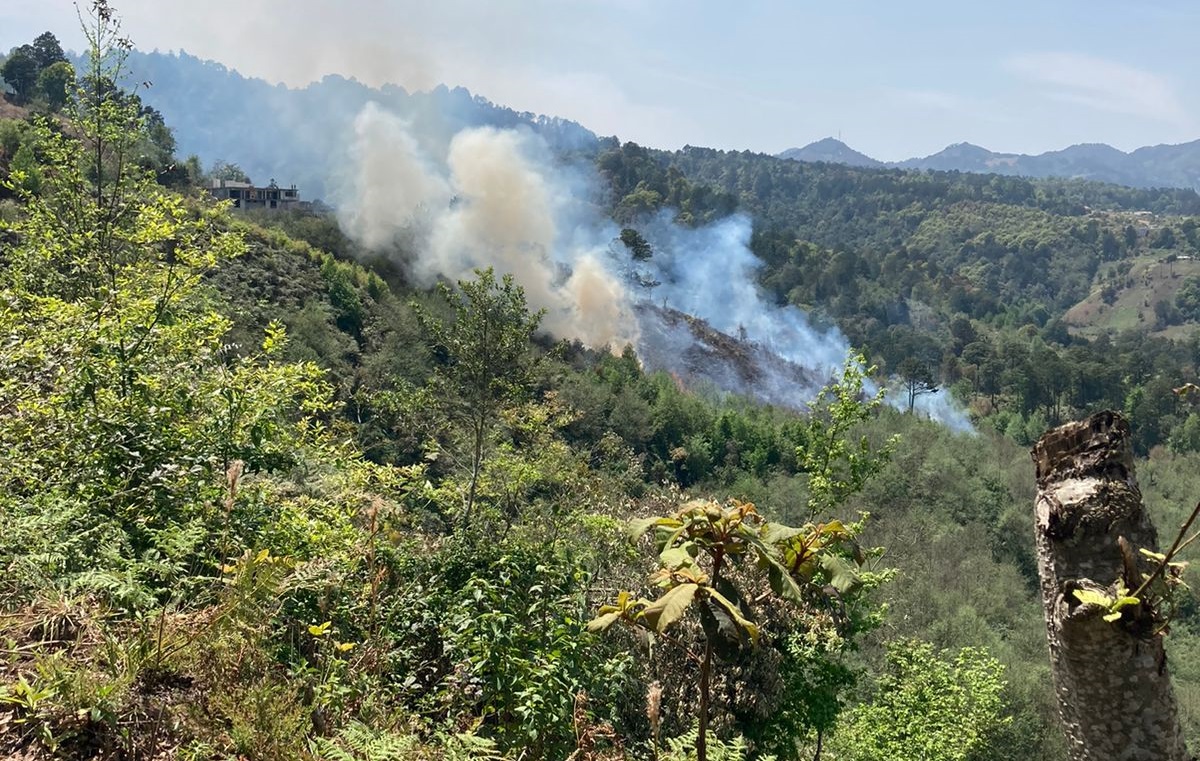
{"left": 620, "top": 227, "right": 654, "bottom": 260}
{"left": 1176, "top": 275, "right": 1200, "bottom": 322}
{"left": 30, "top": 31, "right": 67, "bottom": 70}
{"left": 210, "top": 158, "right": 252, "bottom": 183}
{"left": 415, "top": 267, "right": 545, "bottom": 526}
{"left": 832, "top": 640, "right": 1010, "bottom": 761}
{"left": 898, "top": 356, "right": 938, "bottom": 414}
{"left": 0, "top": 0, "right": 330, "bottom": 608}
{"left": 35, "top": 60, "right": 74, "bottom": 111}
{"left": 0, "top": 46, "right": 39, "bottom": 103}
{"left": 797, "top": 353, "right": 896, "bottom": 519}
{"left": 590, "top": 500, "right": 873, "bottom": 761}
{"left": 591, "top": 360, "right": 893, "bottom": 761}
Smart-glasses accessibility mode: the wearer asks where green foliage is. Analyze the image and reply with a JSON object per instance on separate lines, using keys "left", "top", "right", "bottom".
{"left": 1177, "top": 275, "right": 1200, "bottom": 322}
{"left": 35, "top": 60, "right": 74, "bottom": 111}
{"left": 796, "top": 354, "right": 896, "bottom": 518}
{"left": 3, "top": 33, "right": 68, "bottom": 107}
{"left": 8, "top": 9, "right": 1191, "bottom": 761}
{"left": 0, "top": 98, "right": 331, "bottom": 604}
{"left": 311, "top": 722, "right": 422, "bottom": 761}
{"left": 414, "top": 267, "right": 545, "bottom": 525}
{"left": 661, "top": 727, "right": 776, "bottom": 761}
{"left": 373, "top": 533, "right": 633, "bottom": 760}
{"left": 209, "top": 158, "right": 252, "bottom": 184}
{"left": 832, "top": 640, "right": 1010, "bottom": 761}
{"left": 620, "top": 226, "right": 654, "bottom": 260}
{"left": 444, "top": 551, "right": 632, "bottom": 756}
{"left": 592, "top": 498, "right": 878, "bottom": 761}
{"left": 0, "top": 46, "right": 39, "bottom": 104}
{"left": 596, "top": 140, "right": 1200, "bottom": 454}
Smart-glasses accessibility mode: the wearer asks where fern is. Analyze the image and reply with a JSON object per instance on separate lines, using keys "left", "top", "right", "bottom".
{"left": 310, "top": 722, "right": 416, "bottom": 761}
{"left": 661, "top": 727, "right": 776, "bottom": 761}
{"left": 437, "top": 729, "right": 503, "bottom": 761}
{"left": 309, "top": 723, "right": 502, "bottom": 761}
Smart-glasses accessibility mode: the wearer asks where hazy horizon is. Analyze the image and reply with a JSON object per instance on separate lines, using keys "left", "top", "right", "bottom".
{"left": 5, "top": 1, "right": 1200, "bottom": 160}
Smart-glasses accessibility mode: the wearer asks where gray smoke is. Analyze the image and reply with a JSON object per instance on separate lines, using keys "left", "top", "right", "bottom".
{"left": 337, "top": 102, "right": 974, "bottom": 433}
{"left": 338, "top": 103, "right": 638, "bottom": 349}
{"left": 627, "top": 213, "right": 973, "bottom": 432}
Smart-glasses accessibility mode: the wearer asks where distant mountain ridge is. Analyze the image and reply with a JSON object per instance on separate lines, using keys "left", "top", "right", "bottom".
{"left": 779, "top": 137, "right": 1200, "bottom": 190}
{"left": 113, "top": 48, "right": 1200, "bottom": 197}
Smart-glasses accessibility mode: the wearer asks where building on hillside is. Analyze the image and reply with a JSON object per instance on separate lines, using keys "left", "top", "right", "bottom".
{"left": 208, "top": 178, "right": 305, "bottom": 211}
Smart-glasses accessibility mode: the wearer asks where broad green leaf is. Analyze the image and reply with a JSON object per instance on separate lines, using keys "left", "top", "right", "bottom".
{"left": 659, "top": 544, "right": 697, "bottom": 570}
{"left": 1110, "top": 595, "right": 1140, "bottom": 611}
{"left": 656, "top": 521, "right": 692, "bottom": 553}
{"left": 1072, "top": 589, "right": 1113, "bottom": 608}
{"left": 308, "top": 621, "right": 332, "bottom": 637}
{"left": 1103, "top": 611, "right": 1123, "bottom": 623}
{"left": 699, "top": 603, "right": 742, "bottom": 661}
{"left": 640, "top": 583, "right": 699, "bottom": 633}
{"left": 820, "top": 554, "right": 862, "bottom": 595}
{"left": 764, "top": 560, "right": 806, "bottom": 605}
{"left": 629, "top": 516, "right": 682, "bottom": 542}
{"left": 586, "top": 611, "right": 622, "bottom": 632}
{"left": 707, "top": 587, "right": 760, "bottom": 644}
{"left": 759, "top": 522, "right": 804, "bottom": 545}
{"left": 818, "top": 520, "right": 848, "bottom": 537}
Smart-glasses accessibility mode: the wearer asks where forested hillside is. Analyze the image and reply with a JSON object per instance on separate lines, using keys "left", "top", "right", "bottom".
{"left": 599, "top": 140, "right": 1200, "bottom": 453}
{"left": 4, "top": 7, "right": 1200, "bottom": 761}
{"left": 29, "top": 42, "right": 1200, "bottom": 454}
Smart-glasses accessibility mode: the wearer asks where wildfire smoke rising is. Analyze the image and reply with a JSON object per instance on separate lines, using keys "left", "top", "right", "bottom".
{"left": 337, "top": 103, "right": 972, "bottom": 432}
{"left": 339, "top": 103, "right": 638, "bottom": 350}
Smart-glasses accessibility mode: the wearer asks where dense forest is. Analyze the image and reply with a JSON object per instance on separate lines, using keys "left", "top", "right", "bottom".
{"left": 4, "top": 6, "right": 1200, "bottom": 761}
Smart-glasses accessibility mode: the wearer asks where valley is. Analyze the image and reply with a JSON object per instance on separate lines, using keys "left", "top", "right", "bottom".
{"left": 3, "top": 5, "right": 1200, "bottom": 761}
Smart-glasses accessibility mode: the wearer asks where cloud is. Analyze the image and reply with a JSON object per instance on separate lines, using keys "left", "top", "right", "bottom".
{"left": 1006, "top": 52, "right": 1188, "bottom": 125}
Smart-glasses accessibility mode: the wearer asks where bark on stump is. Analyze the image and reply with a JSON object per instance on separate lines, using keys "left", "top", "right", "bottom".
{"left": 1032, "top": 410, "right": 1192, "bottom": 761}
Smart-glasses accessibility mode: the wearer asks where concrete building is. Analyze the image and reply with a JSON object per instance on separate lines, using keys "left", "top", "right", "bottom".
{"left": 208, "top": 178, "right": 304, "bottom": 211}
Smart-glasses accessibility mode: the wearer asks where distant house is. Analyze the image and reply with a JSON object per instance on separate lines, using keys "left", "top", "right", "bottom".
{"left": 208, "top": 178, "right": 305, "bottom": 211}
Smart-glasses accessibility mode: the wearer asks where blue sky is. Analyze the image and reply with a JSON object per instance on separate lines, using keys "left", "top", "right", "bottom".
{"left": 4, "top": 1, "right": 1199, "bottom": 160}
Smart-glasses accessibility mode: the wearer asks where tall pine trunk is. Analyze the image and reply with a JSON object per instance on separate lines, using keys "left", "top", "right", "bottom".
{"left": 1032, "top": 410, "right": 1192, "bottom": 761}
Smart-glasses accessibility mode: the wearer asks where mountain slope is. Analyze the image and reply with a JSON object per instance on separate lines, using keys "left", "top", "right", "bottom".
{"left": 117, "top": 50, "right": 598, "bottom": 201}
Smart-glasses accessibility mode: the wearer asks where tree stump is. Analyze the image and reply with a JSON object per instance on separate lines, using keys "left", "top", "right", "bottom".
{"left": 1033, "top": 410, "right": 1192, "bottom": 760}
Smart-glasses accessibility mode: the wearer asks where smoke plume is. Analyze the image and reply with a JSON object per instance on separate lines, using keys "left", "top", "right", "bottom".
{"left": 337, "top": 102, "right": 973, "bottom": 433}
{"left": 339, "top": 103, "right": 638, "bottom": 350}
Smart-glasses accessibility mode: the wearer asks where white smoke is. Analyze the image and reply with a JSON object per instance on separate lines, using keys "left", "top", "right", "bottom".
{"left": 338, "top": 104, "right": 638, "bottom": 350}
{"left": 336, "top": 102, "right": 974, "bottom": 433}
{"left": 338, "top": 102, "right": 450, "bottom": 249}
{"left": 633, "top": 213, "right": 848, "bottom": 380}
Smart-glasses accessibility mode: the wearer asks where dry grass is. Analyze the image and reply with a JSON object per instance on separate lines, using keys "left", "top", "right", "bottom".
{"left": 0, "top": 98, "right": 30, "bottom": 121}
{"left": 1064, "top": 254, "right": 1200, "bottom": 337}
